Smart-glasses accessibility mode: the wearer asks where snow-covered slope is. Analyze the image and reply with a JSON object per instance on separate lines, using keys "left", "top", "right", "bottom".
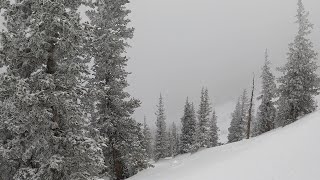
{"left": 129, "top": 110, "right": 320, "bottom": 180}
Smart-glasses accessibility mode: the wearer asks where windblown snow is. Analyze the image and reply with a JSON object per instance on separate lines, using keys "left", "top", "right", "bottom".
{"left": 129, "top": 110, "right": 320, "bottom": 180}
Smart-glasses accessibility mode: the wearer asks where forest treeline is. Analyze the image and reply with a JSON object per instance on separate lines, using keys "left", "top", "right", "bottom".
{"left": 146, "top": 0, "right": 319, "bottom": 169}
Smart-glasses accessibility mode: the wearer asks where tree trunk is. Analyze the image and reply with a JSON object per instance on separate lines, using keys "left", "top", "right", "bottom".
{"left": 112, "top": 146, "right": 125, "bottom": 180}
{"left": 46, "top": 40, "right": 60, "bottom": 131}
{"left": 46, "top": 43, "right": 57, "bottom": 74}
{"left": 247, "top": 76, "right": 255, "bottom": 139}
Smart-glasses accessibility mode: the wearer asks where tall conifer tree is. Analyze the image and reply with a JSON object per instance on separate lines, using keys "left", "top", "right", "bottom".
{"left": 256, "top": 50, "right": 277, "bottom": 135}
{"left": 228, "top": 99, "right": 243, "bottom": 143}
{"left": 154, "top": 94, "right": 167, "bottom": 161}
{"left": 197, "top": 88, "right": 212, "bottom": 148}
{"left": 170, "top": 122, "right": 179, "bottom": 157}
{"left": 143, "top": 116, "right": 153, "bottom": 159}
{"left": 0, "top": 1, "right": 105, "bottom": 179}
{"left": 277, "top": 0, "right": 319, "bottom": 127}
{"left": 209, "top": 109, "right": 219, "bottom": 147}
{"left": 180, "top": 98, "right": 198, "bottom": 153}
{"left": 85, "top": 1, "right": 150, "bottom": 179}
{"left": 240, "top": 89, "right": 249, "bottom": 127}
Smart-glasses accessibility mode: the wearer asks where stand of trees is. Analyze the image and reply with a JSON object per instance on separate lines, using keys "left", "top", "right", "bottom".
{"left": 0, "top": 0, "right": 318, "bottom": 179}
{"left": 153, "top": 89, "right": 220, "bottom": 161}
{"left": 151, "top": 0, "right": 319, "bottom": 161}
{"left": 228, "top": 0, "right": 319, "bottom": 143}
{"left": 0, "top": 1, "right": 150, "bottom": 180}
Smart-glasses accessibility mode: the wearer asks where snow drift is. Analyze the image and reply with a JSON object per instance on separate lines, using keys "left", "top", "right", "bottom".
{"left": 129, "top": 110, "right": 320, "bottom": 180}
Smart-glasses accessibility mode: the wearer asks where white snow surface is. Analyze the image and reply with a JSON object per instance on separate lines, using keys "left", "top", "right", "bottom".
{"left": 129, "top": 110, "right": 320, "bottom": 180}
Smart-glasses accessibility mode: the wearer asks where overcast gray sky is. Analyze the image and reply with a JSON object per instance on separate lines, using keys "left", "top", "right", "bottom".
{"left": 125, "top": 0, "right": 320, "bottom": 125}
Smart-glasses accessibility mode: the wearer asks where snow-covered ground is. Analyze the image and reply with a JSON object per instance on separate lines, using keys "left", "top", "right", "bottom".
{"left": 129, "top": 110, "right": 320, "bottom": 180}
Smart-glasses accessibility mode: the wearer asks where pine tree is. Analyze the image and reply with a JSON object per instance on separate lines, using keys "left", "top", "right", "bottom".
{"left": 197, "top": 88, "right": 212, "bottom": 148}
{"left": 240, "top": 89, "right": 250, "bottom": 127}
{"left": 170, "top": 122, "right": 179, "bottom": 157}
{"left": 85, "top": 1, "right": 150, "bottom": 179}
{"left": 180, "top": 98, "right": 198, "bottom": 153}
{"left": 228, "top": 90, "right": 250, "bottom": 143}
{"left": 122, "top": 121, "right": 150, "bottom": 177}
{"left": 249, "top": 100, "right": 257, "bottom": 137}
{"left": 228, "top": 99, "right": 244, "bottom": 143}
{"left": 256, "top": 50, "right": 277, "bottom": 135}
{"left": 176, "top": 133, "right": 182, "bottom": 154}
{"left": 154, "top": 94, "right": 167, "bottom": 161}
{"left": 143, "top": 116, "right": 153, "bottom": 159}
{"left": 276, "top": 0, "right": 319, "bottom": 127}
{"left": 191, "top": 103, "right": 200, "bottom": 152}
{"left": 209, "top": 109, "right": 219, "bottom": 147}
{"left": 251, "top": 117, "right": 260, "bottom": 137}
{"left": 165, "top": 130, "right": 172, "bottom": 157}
{"left": 0, "top": 1, "right": 105, "bottom": 179}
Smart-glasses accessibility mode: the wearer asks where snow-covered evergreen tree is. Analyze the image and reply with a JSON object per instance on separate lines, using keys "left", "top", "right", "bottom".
{"left": 209, "top": 109, "right": 219, "bottom": 147}
{"left": 256, "top": 50, "right": 277, "bottom": 135}
{"left": 0, "top": 1, "right": 105, "bottom": 179}
{"left": 180, "top": 98, "right": 198, "bottom": 153}
{"left": 85, "top": 1, "right": 150, "bottom": 179}
{"left": 197, "top": 88, "right": 212, "bottom": 148}
{"left": 176, "top": 133, "right": 182, "bottom": 154}
{"left": 170, "top": 122, "right": 179, "bottom": 157}
{"left": 154, "top": 94, "right": 167, "bottom": 161}
{"left": 276, "top": 0, "right": 319, "bottom": 127}
{"left": 249, "top": 100, "right": 257, "bottom": 137}
{"left": 165, "top": 130, "right": 172, "bottom": 157}
{"left": 240, "top": 89, "right": 250, "bottom": 126}
{"left": 251, "top": 118, "right": 260, "bottom": 137}
{"left": 228, "top": 90, "right": 250, "bottom": 143}
{"left": 228, "top": 99, "right": 244, "bottom": 143}
{"left": 122, "top": 121, "right": 150, "bottom": 177}
{"left": 143, "top": 116, "right": 153, "bottom": 159}
{"left": 191, "top": 103, "right": 200, "bottom": 152}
